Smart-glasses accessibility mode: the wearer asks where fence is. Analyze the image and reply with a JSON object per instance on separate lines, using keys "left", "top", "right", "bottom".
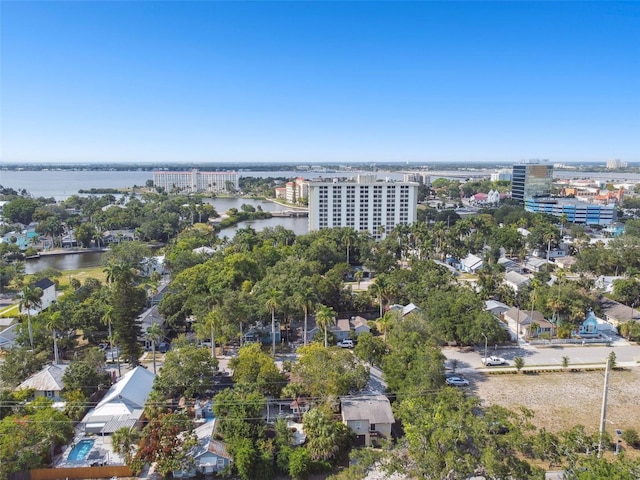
{"left": 529, "top": 336, "right": 612, "bottom": 346}
{"left": 29, "top": 465, "right": 132, "bottom": 480}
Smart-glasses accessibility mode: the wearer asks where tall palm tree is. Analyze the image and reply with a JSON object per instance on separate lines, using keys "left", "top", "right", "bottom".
{"left": 195, "top": 309, "right": 222, "bottom": 359}
{"left": 295, "top": 288, "right": 316, "bottom": 347}
{"left": 18, "top": 285, "right": 43, "bottom": 348}
{"left": 315, "top": 304, "right": 336, "bottom": 348}
{"left": 46, "top": 311, "right": 64, "bottom": 364}
{"left": 342, "top": 228, "right": 358, "bottom": 265}
{"left": 266, "top": 289, "right": 282, "bottom": 357}
{"left": 101, "top": 305, "right": 114, "bottom": 348}
{"left": 146, "top": 323, "right": 163, "bottom": 374}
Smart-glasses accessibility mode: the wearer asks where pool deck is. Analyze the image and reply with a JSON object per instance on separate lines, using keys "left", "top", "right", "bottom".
{"left": 55, "top": 433, "right": 125, "bottom": 468}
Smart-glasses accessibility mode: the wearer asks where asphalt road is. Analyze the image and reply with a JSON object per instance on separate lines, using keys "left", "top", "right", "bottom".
{"left": 444, "top": 341, "right": 640, "bottom": 371}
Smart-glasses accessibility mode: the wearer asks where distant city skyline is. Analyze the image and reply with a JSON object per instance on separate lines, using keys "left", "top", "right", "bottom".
{"left": 1, "top": 2, "right": 638, "bottom": 164}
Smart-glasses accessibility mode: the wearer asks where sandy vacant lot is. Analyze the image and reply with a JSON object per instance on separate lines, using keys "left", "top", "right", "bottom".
{"left": 472, "top": 368, "right": 640, "bottom": 434}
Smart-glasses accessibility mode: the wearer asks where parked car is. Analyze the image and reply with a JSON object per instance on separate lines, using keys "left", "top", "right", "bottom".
{"left": 482, "top": 355, "right": 507, "bottom": 366}
{"left": 337, "top": 339, "right": 354, "bottom": 348}
{"left": 446, "top": 376, "right": 470, "bottom": 387}
{"left": 158, "top": 342, "right": 171, "bottom": 353}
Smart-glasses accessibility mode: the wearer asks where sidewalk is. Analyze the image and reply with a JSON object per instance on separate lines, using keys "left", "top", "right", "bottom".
{"left": 477, "top": 360, "right": 637, "bottom": 374}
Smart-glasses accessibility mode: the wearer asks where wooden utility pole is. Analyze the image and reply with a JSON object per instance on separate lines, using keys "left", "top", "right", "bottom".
{"left": 598, "top": 356, "right": 611, "bottom": 458}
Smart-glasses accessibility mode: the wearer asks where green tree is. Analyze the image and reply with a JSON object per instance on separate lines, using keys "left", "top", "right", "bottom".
{"left": 514, "top": 356, "right": 525, "bottom": 373}
{"left": 229, "top": 343, "right": 287, "bottom": 398}
{"left": 292, "top": 343, "right": 369, "bottom": 399}
{"left": 18, "top": 284, "right": 43, "bottom": 348}
{"left": 154, "top": 345, "right": 218, "bottom": 398}
{"left": 353, "top": 331, "right": 387, "bottom": 367}
{"left": 0, "top": 347, "right": 47, "bottom": 388}
{"left": 315, "top": 303, "right": 336, "bottom": 348}
{"left": 62, "top": 358, "right": 111, "bottom": 397}
{"left": 112, "top": 426, "right": 141, "bottom": 469}
{"left": 303, "top": 407, "right": 353, "bottom": 463}
{"left": 146, "top": 323, "right": 163, "bottom": 374}
{"left": 295, "top": 287, "right": 316, "bottom": 347}
{"left": 62, "top": 388, "right": 88, "bottom": 421}
{"left": 0, "top": 398, "right": 73, "bottom": 477}
{"left": 396, "top": 389, "right": 540, "bottom": 479}
{"left": 266, "top": 289, "right": 282, "bottom": 357}
{"left": 2, "top": 197, "right": 40, "bottom": 224}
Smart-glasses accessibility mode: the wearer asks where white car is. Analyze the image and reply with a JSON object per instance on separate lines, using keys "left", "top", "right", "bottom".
{"left": 337, "top": 339, "right": 354, "bottom": 348}
{"left": 482, "top": 355, "right": 507, "bottom": 366}
{"left": 445, "top": 376, "right": 470, "bottom": 387}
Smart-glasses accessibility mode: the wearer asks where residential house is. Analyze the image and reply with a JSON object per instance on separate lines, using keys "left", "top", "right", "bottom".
{"left": 350, "top": 316, "right": 371, "bottom": 336}
{"left": 60, "top": 232, "right": 79, "bottom": 248}
{"left": 388, "top": 303, "right": 421, "bottom": 318}
{"left": 0, "top": 229, "right": 38, "bottom": 250}
{"left": 531, "top": 319, "right": 556, "bottom": 338}
{"left": 503, "top": 307, "right": 546, "bottom": 338}
{"left": 503, "top": 271, "right": 530, "bottom": 292}
{"left": 459, "top": 253, "right": 483, "bottom": 274}
{"left": 138, "top": 305, "right": 167, "bottom": 350}
{"left": 0, "top": 323, "right": 19, "bottom": 350}
{"left": 141, "top": 255, "right": 166, "bottom": 277}
{"left": 578, "top": 312, "right": 599, "bottom": 336}
{"left": 306, "top": 316, "right": 371, "bottom": 344}
{"left": 102, "top": 229, "right": 136, "bottom": 245}
{"left": 555, "top": 256, "right": 577, "bottom": 270}
{"left": 81, "top": 366, "right": 155, "bottom": 435}
{"left": 497, "top": 257, "right": 521, "bottom": 273}
{"left": 33, "top": 278, "right": 57, "bottom": 311}
{"left": 341, "top": 395, "right": 395, "bottom": 447}
{"left": 594, "top": 276, "right": 625, "bottom": 294}
{"left": 192, "top": 246, "right": 216, "bottom": 256}
{"left": 15, "top": 364, "right": 68, "bottom": 401}
{"left": 485, "top": 300, "right": 510, "bottom": 318}
{"left": 599, "top": 297, "right": 640, "bottom": 326}
{"left": 525, "top": 256, "right": 547, "bottom": 273}
{"left": 174, "top": 420, "right": 233, "bottom": 477}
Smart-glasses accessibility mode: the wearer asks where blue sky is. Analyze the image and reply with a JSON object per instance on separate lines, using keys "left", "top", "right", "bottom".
{"left": 1, "top": 1, "right": 638, "bottom": 164}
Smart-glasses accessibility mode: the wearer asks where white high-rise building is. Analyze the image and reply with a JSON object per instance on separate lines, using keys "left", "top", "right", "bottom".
{"left": 606, "top": 159, "right": 627, "bottom": 169}
{"left": 153, "top": 169, "right": 239, "bottom": 193}
{"left": 308, "top": 177, "right": 418, "bottom": 239}
{"left": 491, "top": 169, "right": 512, "bottom": 182}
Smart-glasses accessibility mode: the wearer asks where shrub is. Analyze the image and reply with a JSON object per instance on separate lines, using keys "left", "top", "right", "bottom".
{"left": 622, "top": 428, "right": 640, "bottom": 448}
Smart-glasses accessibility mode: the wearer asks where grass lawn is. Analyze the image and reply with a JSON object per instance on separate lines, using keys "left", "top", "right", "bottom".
{"left": 54, "top": 265, "right": 107, "bottom": 289}
{"left": 0, "top": 304, "right": 19, "bottom": 317}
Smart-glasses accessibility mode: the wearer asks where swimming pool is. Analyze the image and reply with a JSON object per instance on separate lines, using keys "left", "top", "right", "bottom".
{"left": 67, "top": 439, "right": 95, "bottom": 462}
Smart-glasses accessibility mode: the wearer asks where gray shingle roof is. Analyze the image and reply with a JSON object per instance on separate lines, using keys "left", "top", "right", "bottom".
{"left": 341, "top": 395, "right": 395, "bottom": 425}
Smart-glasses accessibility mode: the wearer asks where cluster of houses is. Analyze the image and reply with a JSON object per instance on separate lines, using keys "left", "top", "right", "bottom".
{"left": 0, "top": 222, "right": 139, "bottom": 252}
{"left": 14, "top": 360, "right": 395, "bottom": 476}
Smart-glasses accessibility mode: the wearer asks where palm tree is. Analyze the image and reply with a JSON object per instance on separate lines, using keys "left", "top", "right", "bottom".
{"left": 195, "top": 310, "right": 221, "bottom": 359}
{"left": 266, "top": 289, "right": 282, "bottom": 357}
{"left": 104, "top": 263, "right": 135, "bottom": 286}
{"left": 295, "top": 288, "right": 316, "bottom": 347}
{"left": 112, "top": 426, "right": 140, "bottom": 467}
{"left": 46, "top": 311, "right": 64, "bottom": 364}
{"left": 371, "top": 274, "right": 392, "bottom": 319}
{"left": 18, "top": 285, "right": 43, "bottom": 348}
{"left": 146, "top": 323, "right": 163, "bottom": 374}
{"left": 315, "top": 304, "right": 336, "bottom": 348}
{"left": 354, "top": 270, "right": 363, "bottom": 290}
{"left": 342, "top": 228, "right": 357, "bottom": 265}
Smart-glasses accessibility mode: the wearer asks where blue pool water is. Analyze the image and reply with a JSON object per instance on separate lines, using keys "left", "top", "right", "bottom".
{"left": 67, "top": 439, "right": 95, "bottom": 461}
